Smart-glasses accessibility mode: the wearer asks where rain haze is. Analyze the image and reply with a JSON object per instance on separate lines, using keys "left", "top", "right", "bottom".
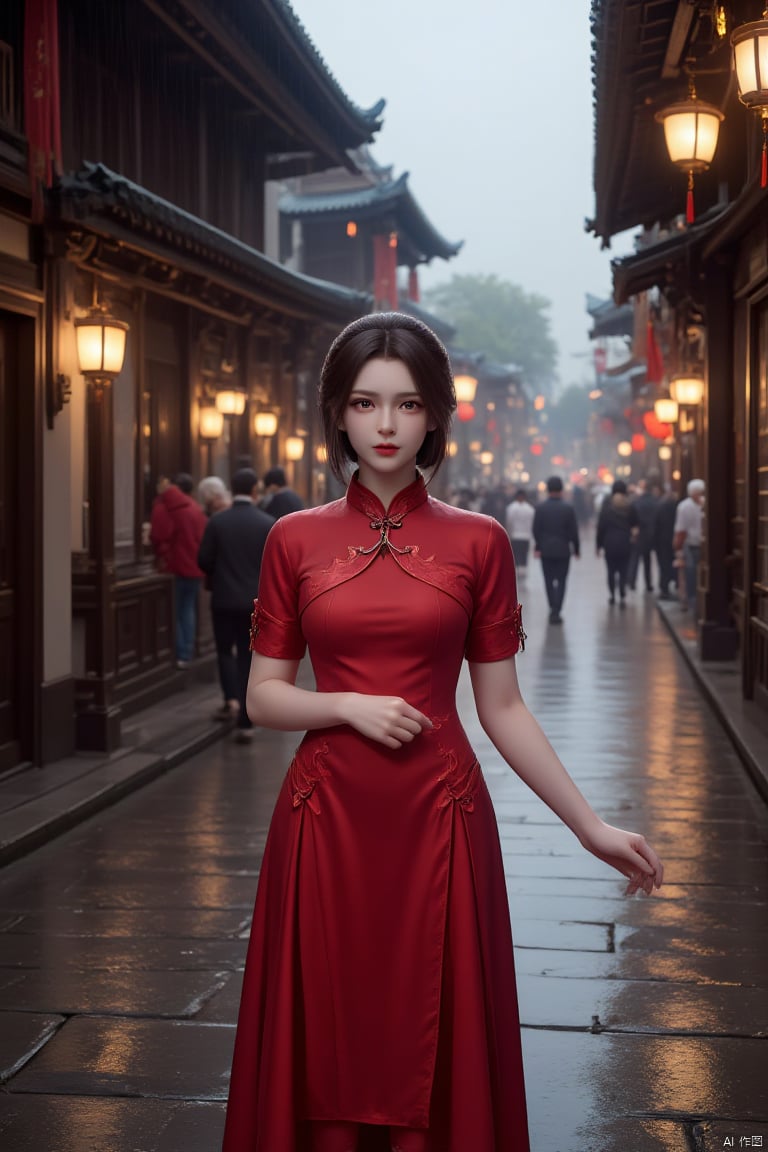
{"left": 297, "top": 0, "right": 635, "bottom": 385}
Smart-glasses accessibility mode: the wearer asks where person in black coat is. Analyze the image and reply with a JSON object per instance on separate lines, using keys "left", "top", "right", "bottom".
{"left": 654, "top": 488, "right": 680, "bottom": 599}
{"left": 596, "top": 480, "right": 640, "bottom": 607}
{"left": 627, "top": 480, "right": 661, "bottom": 592}
{"left": 198, "top": 468, "right": 275, "bottom": 742}
{"left": 262, "top": 466, "right": 305, "bottom": 520}
{"left": 532, "top": 475, "right": 580, "bottom": 624}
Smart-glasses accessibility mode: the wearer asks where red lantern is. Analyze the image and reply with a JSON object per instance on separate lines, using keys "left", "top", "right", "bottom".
{"left": 457, "top": 402, "right": 475, "bottom": 422}
{"left": 530, "top": 443, "right": 543, "bottom": 456}
{"left": 642, "top": 410, "right": 672, "bottom": 441}
{"left": 631, "top": 433, "right": 646, "bottom": 452}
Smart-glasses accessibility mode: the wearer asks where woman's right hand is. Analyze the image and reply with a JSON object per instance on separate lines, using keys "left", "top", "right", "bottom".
{"left": 341, "top": 693, "right": 433, "bottom": 749}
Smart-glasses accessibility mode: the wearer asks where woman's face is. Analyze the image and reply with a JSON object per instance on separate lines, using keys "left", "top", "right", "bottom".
{"left": 339, "top": 358, "right": 435, "bottom": 485}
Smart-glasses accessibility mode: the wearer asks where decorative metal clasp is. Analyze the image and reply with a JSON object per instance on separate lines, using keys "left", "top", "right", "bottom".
{"left": 355, "top": 515, "right": 413, "bottom": 557}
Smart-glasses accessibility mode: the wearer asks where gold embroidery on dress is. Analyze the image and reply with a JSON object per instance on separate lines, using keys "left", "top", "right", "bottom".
{"left": 513, "top": 603, "right": 527, "bottom": 652}
{"left": 354, "top": 515, "right": 414, "bottom": 558}
{"left": 249, "top": 599, "right": 261, "bottom": 651}
{"left": 288, "top": 742, "right": 330, "bottom": 815}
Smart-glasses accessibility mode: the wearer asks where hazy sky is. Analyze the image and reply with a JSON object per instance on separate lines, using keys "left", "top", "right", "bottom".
{"left": 296, "top": 0, "right": 634, "bottom": 385}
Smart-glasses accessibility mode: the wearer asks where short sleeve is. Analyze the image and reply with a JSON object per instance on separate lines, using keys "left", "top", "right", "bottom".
{"left": 249, "top": 520, "right": 307, "bottom": 660}
{"left": 465, "top": 518, "right": 526, "bottom": 662}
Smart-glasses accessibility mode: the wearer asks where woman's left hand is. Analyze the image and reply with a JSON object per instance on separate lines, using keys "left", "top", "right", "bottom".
{"left": 579, "top": 819, "right": 664, "bottom": 896}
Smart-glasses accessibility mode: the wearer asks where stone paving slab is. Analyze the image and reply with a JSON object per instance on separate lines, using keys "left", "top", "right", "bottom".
{"left": 522, "top": 1029, "right": 768, "bottom": 1151}
{"left": 0, "top": 968, "right": 229, "bottom": 1017}
{"left": 503, "top": 876, "right": 767, "bottom": 903}
{"left": 509, "top": 892, "right": 768, "bottom": 933}
{"left": 194, "top": 970, "right": 244, "bottom": 1024}
{"left": 516, "top": 973, "right": 768, "bottom": 1036}
{"left": 0, "top": 871, "right": 258, "bottom": 911}
{"left": 511, "top": 919, "right": 613, "bottom": 952}
{"left": 0, "top": 1095, "right": 226, "bottom": 1152}
{"left": 0, "top": 1012, "right": 63, "bottom": 1081}
{"left": 614, "top": 921, "right": 768, "bottom": 957}
{"left": 0, "top": 933, "right": 247, "bottom": 970}
{"left": 503, "top": 851, "right": 767, "bottom": 886}
{"left": 0, "top": 752, "right": 164, "bottom": 865}
{"left": 514, "top": 946, "right": 768, "bottom": 988}
{"left": 2, "top": 907, "right": 248, "bottom": 938}
{"left": 7, "top": 1016, "right": 235, "bottom": 1099}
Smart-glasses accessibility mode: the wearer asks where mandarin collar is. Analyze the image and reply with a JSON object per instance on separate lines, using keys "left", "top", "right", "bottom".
{"left": 346, "top": 470, "right": 428, "bottom": 521}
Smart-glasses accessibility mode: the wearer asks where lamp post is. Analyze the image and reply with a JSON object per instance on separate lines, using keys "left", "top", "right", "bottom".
{"left": 73, "top": 292, "right": 129, "bottom": 751}
{"left": 253, "top": 410, "right": 278, "bottom": 476}
{"left": 670, "top": 373, "right": 704, "bottom": 407}
{"left": 215, "top": 388, "right": 247, "bottom": 416}
{"left": 199, "top": 404, "right": 224, "bottom": 474}
{"left": 654, "top": 396, "right": 680, "bottom": 425}
{"left": 75, "top": 305, "right": 129, "bottom": 396}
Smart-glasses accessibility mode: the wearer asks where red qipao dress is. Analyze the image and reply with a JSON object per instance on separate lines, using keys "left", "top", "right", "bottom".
{"left": 222, "top": 473, "right": 530, "bottom": 1152}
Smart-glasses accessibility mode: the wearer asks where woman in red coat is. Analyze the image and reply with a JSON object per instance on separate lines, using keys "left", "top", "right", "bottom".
{"left": 222, "top": 314, "right": 664, "bottom": 1152}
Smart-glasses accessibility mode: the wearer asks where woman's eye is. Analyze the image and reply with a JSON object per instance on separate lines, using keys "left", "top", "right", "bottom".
{"left": 351, "top": 398, "right": 372, "bottom": 409}
{"left": 402, "top": 400, "right": 422, "bottom": 411}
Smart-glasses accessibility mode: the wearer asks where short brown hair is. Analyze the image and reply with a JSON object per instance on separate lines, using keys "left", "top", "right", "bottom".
{"left": 319, "top": 312, "right": 456, "bottom": 482}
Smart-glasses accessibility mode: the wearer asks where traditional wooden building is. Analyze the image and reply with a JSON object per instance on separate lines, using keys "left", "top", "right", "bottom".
{"left": 0, "top": 0, "right": 384, "bottom": 769}
{"left": 590, "top": 0, "right": 768, "bottom": 707}
{"left": 276, "top": 148, "right": 463, "bottom": 308}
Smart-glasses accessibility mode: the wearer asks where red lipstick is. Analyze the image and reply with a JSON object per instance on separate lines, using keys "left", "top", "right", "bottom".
{"left": 374, "top": 445, "right": 398, "bottom": 455}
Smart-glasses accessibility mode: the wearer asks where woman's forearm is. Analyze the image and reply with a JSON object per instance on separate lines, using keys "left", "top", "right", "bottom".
{"left": 247, "top": 677, "right": 351, "bottom": 731}
{"left": 479, "top": 700, "right": 604, "bottom": 842}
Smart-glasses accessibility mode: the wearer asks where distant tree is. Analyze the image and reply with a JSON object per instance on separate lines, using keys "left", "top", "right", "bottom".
{"left": 424, "top": 274, "right": 558, "bottom": 388}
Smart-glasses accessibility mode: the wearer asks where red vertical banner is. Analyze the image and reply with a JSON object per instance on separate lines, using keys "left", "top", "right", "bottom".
{"left": 408, "top": 267, "right": 420, "bottom": 302}
{"left": 24, "top": 0, "right": 62, "bottom": 222}
{"left": 373, "top": 233, "right": 398, "bottom": 310}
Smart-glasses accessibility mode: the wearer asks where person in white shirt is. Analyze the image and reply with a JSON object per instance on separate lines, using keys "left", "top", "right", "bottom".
{"left": 673, "top": 478, "right": 705, "bottom": 612}
{"left": 506, "top": 489, "right": 536, "bottom": 577}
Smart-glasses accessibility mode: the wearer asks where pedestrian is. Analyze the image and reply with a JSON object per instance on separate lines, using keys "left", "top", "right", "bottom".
{"left": 596, "top": 479, "right": 640, "bottom": 607}
{"left": 627, "top": 479, "right": 661, "bottom": 592}
{"left": 149, "top": 473, "right": 207, "bottom": 669}
{"left": 654, "top": 486, "right": 679, "bottom": 600}
{"left": 673, "top": 477, "right": 705, "bottom": 611}
{"left": 197, "top": 468, "right": 274, "bottom": 742}
{"left": 198, "top": 475, "right": 231, "bottom": 517}
{"left": 506, "top": 488, "right": 535, "bottom": 578}
{"left": 532, "top": 475, "right": 580, "bottom": 624}
{"left": 480, "top": 482, "right": 509, "bottom": 527}
{"left": 222, "top": 313, "right": 663, "bottom": 1152}
{"left": 261, "top": 465, "right": 305, "bottom": 519}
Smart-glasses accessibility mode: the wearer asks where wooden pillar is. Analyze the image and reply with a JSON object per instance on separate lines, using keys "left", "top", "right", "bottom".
{"left": 700, "top": 257, "right": 739, "bottom": 661}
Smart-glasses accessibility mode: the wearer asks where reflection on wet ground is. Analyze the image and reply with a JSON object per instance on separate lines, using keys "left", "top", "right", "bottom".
{"left": 0, "top": 544, "right": 766, "bottom": 1151}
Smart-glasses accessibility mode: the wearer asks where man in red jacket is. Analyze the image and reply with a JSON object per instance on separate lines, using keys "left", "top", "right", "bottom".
{"left": 150, "top": 473, "right": 208, "bottom": 668}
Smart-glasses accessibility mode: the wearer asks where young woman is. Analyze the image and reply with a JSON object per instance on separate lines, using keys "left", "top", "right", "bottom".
{"left": 222, "top": 313, "right": 663, "bottom": 1152}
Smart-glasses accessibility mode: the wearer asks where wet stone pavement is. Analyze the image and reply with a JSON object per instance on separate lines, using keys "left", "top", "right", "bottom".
{"left": 0, "top": 541, "right": 767, "bottom": 1152}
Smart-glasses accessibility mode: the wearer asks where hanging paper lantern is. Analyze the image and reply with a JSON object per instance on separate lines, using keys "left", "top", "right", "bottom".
{"left": 530, "top": 443, "right": 543, "bottom": 456}
{"left": 643, "top": 409, "right": 672, "bottom": 440}
{"left": 457, "top": 402, "right": 476, "bottom": 422}
{"left": 631, "top": 433, "right": 646, "bottom": 452}
{"left": 655, "top": 79, "right": 723, "bottom": 223}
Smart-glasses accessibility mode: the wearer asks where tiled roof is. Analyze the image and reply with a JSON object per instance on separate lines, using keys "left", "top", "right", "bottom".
{"left": 53, "top": 163, "right": 371, "bottom": 322}
{"left": 280, "top": 173, "right": 463, "bottom": 263}
{"left": 269, "top": 0, "right": 385, "bottom": 132}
